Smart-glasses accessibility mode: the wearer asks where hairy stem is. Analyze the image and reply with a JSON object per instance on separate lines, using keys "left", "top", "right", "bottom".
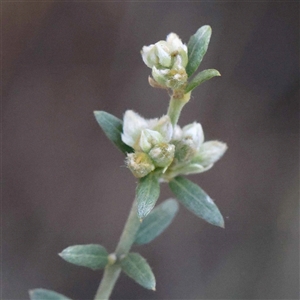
{"left": 167, "top": 92, "right": 191, "bottom": 127}
{"left": 94, "top": 198, "right": 141, "bottom": 300}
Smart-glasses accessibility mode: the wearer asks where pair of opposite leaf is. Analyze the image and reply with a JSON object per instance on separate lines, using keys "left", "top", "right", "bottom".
{"left": 30, "top": 198, "right": 180, "bottom": 300}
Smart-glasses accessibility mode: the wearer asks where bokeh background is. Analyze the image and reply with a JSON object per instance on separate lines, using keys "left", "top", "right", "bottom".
{"left": 3, "top": 2, "right": 299, "bottom": 300}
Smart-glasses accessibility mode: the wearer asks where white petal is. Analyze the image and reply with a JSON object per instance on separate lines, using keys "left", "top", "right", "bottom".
{"left": 141, "top": 45, "right": 157, "bottom": 68}
{"left": 172, "top": 125, "right": 183, "bottom": 141}
{"left": 182, "top": 122, "right": 204, "bottom": 150}
{"left": 152, "top": 115, "right": 173, "bottom": 142}
{"left": 166, "top": 33, "right": 188, "bottom": 67}
{"left": 155, "top": 42, "right": 172, "bottom": 67}
{"left": 176, "top": 163, "right": 207, "bottom": 175}
{"left": 166, "top": 33, "right": 184, "bottom": 52}
{"left": 194, "top": 141, "right": 228, "bottom": 167}
{"left": 139, "top": 129, "right": 163, "bottom": 152}
{"left": 152, "top": 66, "right": 169, "bottom": 86}
{"left": 179, "top": 46, "right": 188, "bottom": 67}
{"left": 122, "top": 110, "right": 148, "bottom": 148}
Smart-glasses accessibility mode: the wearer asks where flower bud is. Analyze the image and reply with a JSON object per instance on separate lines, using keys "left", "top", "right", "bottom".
{"left": 152, "top": 66, "right": 188, "bottom": 90}
{"left": 141, "top": 34, "right": 187, "bottom": 68}
{"left": 122, "top": 111, "right": 173, "bottom": 152}
{"left": 139, "top": 129, "right": 163, "bottom": 153}
{"left": 173, "top": 139, "right": 197, "bottom": 162}
{"left": 182, "top": 122, "right": 204, "bottom": 151}
{"left": 126, "top": 152, "right": 155, "bottom": 178}
{"left": 141, "top": 33, "right": 188, "bottom": 90}
{"left": 148, "top": 143, "right": 175, "bottom": 168}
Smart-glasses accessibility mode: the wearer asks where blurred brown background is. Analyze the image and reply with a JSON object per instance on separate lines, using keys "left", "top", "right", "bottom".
{"left": 3, "top": 2, "right": 299, "bottom": 300}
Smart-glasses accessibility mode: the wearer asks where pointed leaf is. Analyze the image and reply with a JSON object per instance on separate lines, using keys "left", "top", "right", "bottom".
{"left": 29, "top": 289, "right": 71, "bottom": 300}
{"left": 94, "top": 111, "right": 133, "bottom": 154}
{"left": 59, "top": 244, "right": 108, "bottom": 270}
{"left": 186, "top": 25, "right": 212, "bottom": 77}
{"left": 185, "top": 69, "right": 221, "bottom": 93}
{"left": 135, "top": 199, "right": 179, "bottom": 245}
{"left": 169, "top": 176, "right": 224, "bottom": 228}
{"left": 120, "top": 253, "right": 156, "bottom": 290}
{"left": 136, "top": 172, "right": 160, "bottom": 219}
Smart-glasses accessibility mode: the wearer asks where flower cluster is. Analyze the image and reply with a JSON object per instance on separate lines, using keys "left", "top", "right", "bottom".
{"left": 121, "top": 29, "right": 227, "bottom": 180}
{"left": 163, "top": 123, "right": 227, "bottom": 180}
{"left": 122, "top": 111, "right": 174, "bottom": 178}
{"left": 141, "top": 33, "right": 188, "bottom": 90}
{"left": 122, "top": 111, "right": 227, "bottom": 180}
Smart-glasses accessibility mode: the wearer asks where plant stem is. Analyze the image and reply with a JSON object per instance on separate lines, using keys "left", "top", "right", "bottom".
{"left": 94, "top": 198, "right": 141, "bottom": 300}
{"left": 167, "top": 92, "right": 191, "bottom": 127}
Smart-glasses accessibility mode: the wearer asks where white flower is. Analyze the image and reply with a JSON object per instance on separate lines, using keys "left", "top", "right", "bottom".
{"left": 141, "top": 33, "right": 188, "bottom": 89}
{"left": 122, "top": 110, "right": 173, "bottom": 151}
{"left": 172, "top": 122, "right": 204, "bottom": 162}
{"left": 122, "top": 111, "right": 227, "bottom": 179}
{"left": 181, "top": 122, "right": 204, "bottom": 150}
{"left": 122, "top": 110, "right": 175, "bottom": 178}
{"left": 141, "top": 33, "right": 188, "bottom": 69}
{"left": 162, "top": 122, "right": 227, "bottom": 179}
{"left": 175, "top": 141, "right": 227, "bottom": 176}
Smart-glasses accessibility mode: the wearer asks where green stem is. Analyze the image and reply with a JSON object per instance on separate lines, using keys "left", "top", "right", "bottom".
{"left": 167, "top": 92, "right": 191, "bottom": 127}
{"left": 94, "top": 198, "right": 141, "bottom": 300}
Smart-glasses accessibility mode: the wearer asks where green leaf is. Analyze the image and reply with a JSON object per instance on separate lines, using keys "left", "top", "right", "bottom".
{"left": 59, "top": 244, "right": 108, "bottom": 270}
{"left": 186, "top": 25, "right": 212, "bottom": 77}
{"left": 94, "top": 111, "right": 133, "bottom": 154}
{"left": 169, "top": 176, "right": 224, "bottom": 228}
{"left": 29, "top": 289, "right": 71, "bottom": 300}
{"left": 136, "top": 172, "right": 160, "bottom": 219}
{"left": 120, "top": 253, "right": 156, "bottom": 290}
{"left": 185, "top": 69, "right": 221, "bottom": 93}
{"left": 134, "top": 199, "right": 179, "bottom": 245}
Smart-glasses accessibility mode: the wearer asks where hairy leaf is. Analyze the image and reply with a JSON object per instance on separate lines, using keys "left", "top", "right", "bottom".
{"left": 185, "top": 69, "right": 220, "bottom": 93}
{"left": 169, "top": 176, "right": 224, "bottom": 228}
{"left": 59, "top": 244, "right": 108, "bottom": 270}
{"left": 186, "top": 26, "right": 212, "bottom": 77}
{"left": 94, "top": 111, "right": 133, "bottom": 154}
{"left": 135, "top": 198, "right": 179, "bottom": 245}
{"left": 136, "top": 172, "right": 160, "bottom": 219}
{"left": 120, "top": 253, "right": 156, "bottom": 290}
